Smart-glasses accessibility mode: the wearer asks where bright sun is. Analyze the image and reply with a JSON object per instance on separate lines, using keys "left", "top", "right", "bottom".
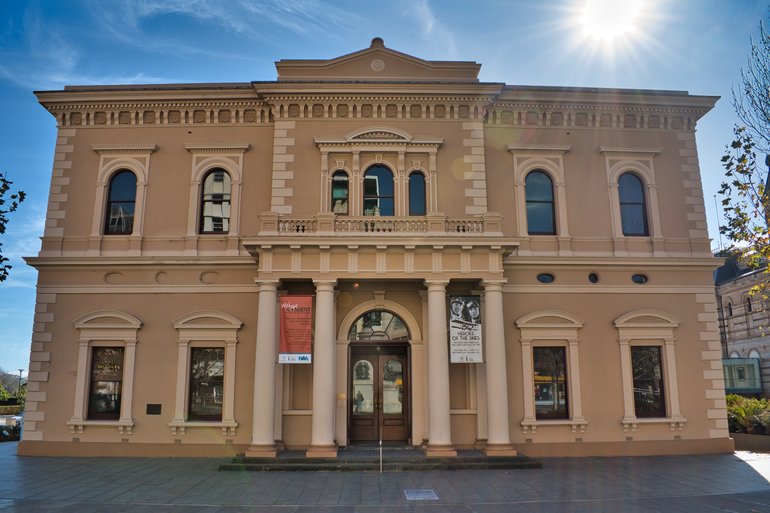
{"left": 579, "top": 0, "right": 643, "bottom": 42}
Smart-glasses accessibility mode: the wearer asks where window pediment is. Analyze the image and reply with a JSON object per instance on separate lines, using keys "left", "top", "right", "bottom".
{"left": 347, "top": 128, "right": 411, "bottom": 142}
{"left": 315, "top": 127, "right": 442, "bottom": 151}
{"left": 614, "top": 309, "right": 679, "bottom": 329}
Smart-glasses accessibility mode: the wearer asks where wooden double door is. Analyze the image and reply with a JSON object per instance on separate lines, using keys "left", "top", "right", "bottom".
{"left": 349, "top": 344, "right": 409, "bottom": 443}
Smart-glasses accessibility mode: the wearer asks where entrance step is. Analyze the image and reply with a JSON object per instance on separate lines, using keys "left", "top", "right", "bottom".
{"left": 219, "top": 448, "right": 541, "bottom": 472}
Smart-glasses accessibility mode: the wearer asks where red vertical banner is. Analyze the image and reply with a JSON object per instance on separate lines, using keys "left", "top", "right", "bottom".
{"left": 279, "top": 296, "right": 313, "bottom": 363}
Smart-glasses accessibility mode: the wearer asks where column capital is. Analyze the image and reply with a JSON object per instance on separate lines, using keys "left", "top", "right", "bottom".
{"left": 482, "top": 279, "right": 507, "bottom": 291}
{"left": 424, "top": 279, "right": 449, "bottom": 291}
{"left": 313, "top": 279, "right": 337, "bottom": 291}
{"left": 254, "top": 279, "right": 280, "bottom": 292}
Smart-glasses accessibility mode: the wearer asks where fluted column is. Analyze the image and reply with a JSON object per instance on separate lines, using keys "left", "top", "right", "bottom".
{"left": 483, "top": 280, "right": 517, "bottom": 456}
{"left": 246, "top": 280, "right": 279, "bottom": 457}
{"left": 425, "top": 280, "right": 457, "bottom": 457}
{"left": 307, "top": 280, "right": 338, "bottom": 457}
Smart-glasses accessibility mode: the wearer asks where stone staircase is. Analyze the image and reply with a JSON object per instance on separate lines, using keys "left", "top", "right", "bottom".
{"left": 219, "top": 445, "right": 541, "bottom": 472}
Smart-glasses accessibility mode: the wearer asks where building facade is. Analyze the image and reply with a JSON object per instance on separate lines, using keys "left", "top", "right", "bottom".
{"left": 19, "top": 39, "right": 733, "bottom": 458}
{"left": 716, "top": 257, "right": 769, "bottom": 395}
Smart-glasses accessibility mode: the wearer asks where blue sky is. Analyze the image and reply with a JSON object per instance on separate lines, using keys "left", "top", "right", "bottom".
{"left": 0, "top": 0, "right": 765, "bottom": 375}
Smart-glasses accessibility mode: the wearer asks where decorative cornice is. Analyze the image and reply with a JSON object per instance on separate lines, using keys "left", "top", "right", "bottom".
{"left": 599, "top": 147, "right": 662, "bottom": 158}
{"left": 185, "top": 143, "right": 251, "bottom": 154}
{"left": 92, "top": 144, "right": 158, "bottom": 155}
{"left": 507, "top": 145, "right": 571, "bottom": 155}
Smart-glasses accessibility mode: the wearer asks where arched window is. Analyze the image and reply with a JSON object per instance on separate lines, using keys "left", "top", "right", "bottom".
{"left": 348, "top": 310, "right": 409, "bottom": 341}
{"left": 104, "top": 170, "right": 137, "bottom": 235}
{"left": 408, "top": 171, "right": 426, "bottom": 216}
{"left": 199, "top": 168, "right": 231, "bottom": 233}
{"left": 525, "top": 170, "right": 555, "bottom": 235}
{"left": 363, "top": 165, "right": 394, "bottom": 216}
{"left": 331, "top": 171, "right": 349, "bottom": 215}
{"left": 618, "top": 172, "right": 649, "bottom": 236}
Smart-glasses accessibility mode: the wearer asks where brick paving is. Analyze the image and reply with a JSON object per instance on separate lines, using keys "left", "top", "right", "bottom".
{"left": 2, "top": 442, "right": 770, "bottom": 512}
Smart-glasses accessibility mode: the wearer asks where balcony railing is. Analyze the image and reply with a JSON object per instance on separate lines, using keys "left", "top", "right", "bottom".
{"left": 260, "top": 212, "right": 502, "bottom": 237}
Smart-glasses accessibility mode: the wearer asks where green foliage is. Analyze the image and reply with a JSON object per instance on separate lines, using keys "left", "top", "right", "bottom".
{"left": 16, "top": 383, "right": 25, "bottom": 411}
{"left": 0, "top": 173, "right": 26, "bottom": 283}
{"left": 726, "top": 394, "right": 770, "bottom": 434}
{"left": 0, "top": 405, "right": 21, "bottom": 415}
{"left": 0, "top": 382, "right": 8, "bottom": 402}
{"left": 720, "top": 127, "right": 770, "bottom": 309}
{"left": 720, "top": 13, "right": 770, "bottom": 312}
{"left": 721, "top": 22, "right": 770, "bottom": 301}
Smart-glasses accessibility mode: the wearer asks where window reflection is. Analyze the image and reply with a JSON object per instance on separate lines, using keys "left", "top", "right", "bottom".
{"left": 348, "top": 310, "right": 409, "bottom": 341}
{"left": 382, "top": 360, "right": 403, "bottom": 414}
{"left": 352, "top": 360, "right": 374, "bottom": 414}
{"left": 363, "top": 165, "right": 394, "bottom": 216}
{"left": 331, "top": 171, "right": 349, "bottom": 215}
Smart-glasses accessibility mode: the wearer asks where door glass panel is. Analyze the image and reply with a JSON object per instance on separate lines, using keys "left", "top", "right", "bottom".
{"left": 382, "top": 359, "right": 403, "bottom": 414}
{"left": 352, "top": 360, "right": 374, "bottom": 414}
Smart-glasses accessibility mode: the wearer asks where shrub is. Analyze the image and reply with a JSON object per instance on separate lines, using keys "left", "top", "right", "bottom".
{"left": 727, "top": 394, "right": 770, "bottom": 433}
{"left": 0, "top": 405, "right": 21, "bottom": 415}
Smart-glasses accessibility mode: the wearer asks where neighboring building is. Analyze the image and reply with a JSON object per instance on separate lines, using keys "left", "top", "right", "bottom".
{"left": 19, "top": 39, "right": 732, "bottom": 458}
{"left": 716, "top": 256, "right": 768, "bottom": 395}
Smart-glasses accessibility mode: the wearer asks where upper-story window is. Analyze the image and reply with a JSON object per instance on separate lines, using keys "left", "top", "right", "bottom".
{"left": 618, "top": 172, "right": 649, "bottom": 236}
{"left": 408, "top": 171, "right": 426, "bottom": 216}
{"left": 525, "top": 170, "right": 556, "bottom": 235}
{"left": 331, "top": 171, "right": 349, "bottom": 215}
{"left": 104, "top": 170, "right": 137, "bottom": 235}
{"left": 363, "top": 165, "right": 394, "bottom": 216}
{"left": 199, "top": 168, "right": 231, "bottom": 233}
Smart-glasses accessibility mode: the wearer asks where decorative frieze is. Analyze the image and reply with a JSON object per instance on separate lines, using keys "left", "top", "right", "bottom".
{"left": 46, "top": 101, "right": 271, "bottom": 127}
{"left": 488, "top": 102, "right": 706, "bottom": 131}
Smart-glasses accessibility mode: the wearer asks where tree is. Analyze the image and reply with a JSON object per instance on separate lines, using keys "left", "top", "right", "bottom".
{"left": 720, "top": 17, "right": 770, "bottom": 314}
{"left": 0, "top": 173, "right": 26, "bottom": 282}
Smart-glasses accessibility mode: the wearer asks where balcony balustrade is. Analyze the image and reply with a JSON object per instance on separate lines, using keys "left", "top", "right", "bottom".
{"left": 259, "top": 212, "right": 502, "bottom": 237}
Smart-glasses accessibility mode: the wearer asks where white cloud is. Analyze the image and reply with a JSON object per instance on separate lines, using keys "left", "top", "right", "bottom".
{"left": 397, "top": 0, "right": 457, "bottom": 58}
{"left": 89, "top": 0, "right": 364, "bottom": 54}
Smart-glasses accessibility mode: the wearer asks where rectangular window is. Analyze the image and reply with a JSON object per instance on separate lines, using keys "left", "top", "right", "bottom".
{"left": 87, "top": 347, "right": 124, "bottom": 420}
{"left": 631, "top": 346, "right": 665, "bottom": 418}
{"left": 188, "top": 347, "right": 225, "bottom": 421}
{"left": 533, "top": 347, "right": 568, "bottom": 420}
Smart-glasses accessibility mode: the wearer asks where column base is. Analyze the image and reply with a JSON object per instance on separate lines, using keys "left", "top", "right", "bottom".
{"left": 425, "top": 444, "right": 457, "bottom": 458}
{"left": 484, "top": 443, "right": 518, "bottom": 457}
{"left": 245, "top": 444, "right": 277, "bottom": 458}
{"left": 306, "top": 445, "right": 338, "bottom": 458}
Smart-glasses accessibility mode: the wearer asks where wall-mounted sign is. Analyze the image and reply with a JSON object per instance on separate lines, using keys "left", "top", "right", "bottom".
{"left": 448, "top": 295, "right": 483, "bottom": 363}
{"left": 279, "top": 296, "right": 312, "bottom": 363}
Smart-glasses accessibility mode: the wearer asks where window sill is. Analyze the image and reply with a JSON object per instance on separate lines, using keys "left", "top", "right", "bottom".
{"left": 169, "top": 420, "right": 237, "bottom": 436}
{"left": 67, "top": 418, "right": 135, "bottom": 435}
{"left": 621, "top": 416, "right": 686, "bottom": 433}
{"left": 521, "top": 418, "right": 587, "bottom": 434}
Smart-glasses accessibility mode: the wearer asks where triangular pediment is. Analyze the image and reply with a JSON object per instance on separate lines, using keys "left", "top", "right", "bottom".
{"left": 276, "top": 37, "right": 480, "bottom": 83}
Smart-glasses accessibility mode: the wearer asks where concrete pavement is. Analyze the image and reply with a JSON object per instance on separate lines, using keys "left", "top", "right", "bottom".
{"left": 2, "top": 441, "right": 770, "bottom": 512}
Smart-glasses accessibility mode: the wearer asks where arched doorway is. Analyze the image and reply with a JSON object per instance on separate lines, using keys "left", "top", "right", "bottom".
{"left": 348, "top": 310, "right": 410, "bottom": 443}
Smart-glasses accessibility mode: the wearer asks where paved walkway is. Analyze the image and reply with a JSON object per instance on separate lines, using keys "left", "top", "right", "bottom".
{"left": 2, "top": 442, "right": 770, "bottom": 512}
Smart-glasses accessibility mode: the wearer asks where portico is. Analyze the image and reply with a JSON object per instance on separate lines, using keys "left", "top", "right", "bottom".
{"left": 241, "top": 229, "right": 517, "bottom": 457}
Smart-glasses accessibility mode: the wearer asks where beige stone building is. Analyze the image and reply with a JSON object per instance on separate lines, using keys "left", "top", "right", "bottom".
{"left": 716, "top": 257, "right": 769, "bottom": 395}
{"left": 19, "top": 39, "right": 733, "bottom": 458}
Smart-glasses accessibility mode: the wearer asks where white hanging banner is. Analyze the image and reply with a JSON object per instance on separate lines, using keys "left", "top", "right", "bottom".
{"left": 448, "top": 295, "right": 483, "bottom": 363}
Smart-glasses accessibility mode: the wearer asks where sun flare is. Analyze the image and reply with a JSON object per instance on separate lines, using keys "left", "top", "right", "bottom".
{"left": 579, "top": 0, "right": 643, "bottom": 42}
